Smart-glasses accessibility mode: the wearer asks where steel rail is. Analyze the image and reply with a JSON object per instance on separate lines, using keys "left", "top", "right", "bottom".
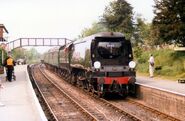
{"left": 29, "top": 65, "right": 58, "bottom": 121}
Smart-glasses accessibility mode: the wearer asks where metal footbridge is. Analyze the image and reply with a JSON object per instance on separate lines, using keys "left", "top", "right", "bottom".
{"left": 3, "top": 38, "right": 73, "bottom": 51}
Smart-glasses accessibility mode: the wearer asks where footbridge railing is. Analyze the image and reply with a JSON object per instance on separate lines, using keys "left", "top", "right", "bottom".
{"left": 5, "top": 38, "right": 73, "bottom": 51}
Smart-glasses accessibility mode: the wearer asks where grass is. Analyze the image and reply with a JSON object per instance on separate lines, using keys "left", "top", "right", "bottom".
{"left": 134, "top": 48, "right": 185, "bottom": 80}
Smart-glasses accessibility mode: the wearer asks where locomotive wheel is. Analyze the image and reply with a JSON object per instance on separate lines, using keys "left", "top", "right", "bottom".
{"left": 97, "top": 85, "right": 104, "bottom": 98}
{"left": 87, "top": 83, "right": 92, "bottom": 92}
{"left": 120, "top": 89, "right": 128, "bottom": 99}
{"left": 87, "top": 86, "right": 91, "bottom": 92}
{"left": 92, "top": 87, "right": 96, "bottom": 95}
{"left": 76, "top": 77, "right": 81, "bottom": 87}
{"left": 97, "top": 91, "right": 103, "bottom": 98}
{"left": 121, "top": 93, "right": 128, "bottom": 99}
{"left": 83, "top": 80, "right": 88, "bottom": 89}
{"left": 71, "top": 74, "right": 77, "bottom": 85}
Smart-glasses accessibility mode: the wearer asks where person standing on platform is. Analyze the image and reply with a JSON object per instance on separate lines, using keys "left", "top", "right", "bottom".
{"left": 148, "top": 54, "right": 155, "bottom": 78}
{"left": 3, "top": 54, "right": 16, "bottom": 82}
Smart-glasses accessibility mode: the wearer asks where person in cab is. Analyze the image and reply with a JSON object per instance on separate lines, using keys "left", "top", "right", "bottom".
{"left": 3, "top": 54, "right": 16, "bottom": 82}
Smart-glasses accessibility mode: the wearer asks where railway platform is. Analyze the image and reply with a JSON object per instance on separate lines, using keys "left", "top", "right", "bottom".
{"left": 136, "top": 76, "right": 185, "bottom": 120}
{"left": 136, "top": 76, "right": 185, "bottom": 95}
{"left": 0, "top": 65, "right": 47, "bottom": 121}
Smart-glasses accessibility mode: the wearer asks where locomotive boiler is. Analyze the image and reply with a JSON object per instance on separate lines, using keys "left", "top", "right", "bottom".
{"left": 44, "top": 32, "right": 136, "bottom": 97}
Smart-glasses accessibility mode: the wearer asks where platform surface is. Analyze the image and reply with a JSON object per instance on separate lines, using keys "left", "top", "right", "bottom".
{"left": 137, "top": 76, "right": 185, "bottom": 95}
{"left": 0, "top": 65, "right": 47, "bottom": 121}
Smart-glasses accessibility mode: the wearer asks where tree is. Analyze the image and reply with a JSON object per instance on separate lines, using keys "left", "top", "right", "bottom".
{"left": 101, "top": 0, "right": 134, "bottom": 39}
{"left": 132, "top": 16, "right": 153, "bottom": 46}
{"left": 13, "top": 48, "right": 41, "bottom": 63}
{"left": 26, "top": 48, "right": 41, "bottom": 63}
{"left": 153, "top": 0, "right": 185, "bottom": 46}
{"left": 12, "top": 48, "right": 26, "bottom": 60}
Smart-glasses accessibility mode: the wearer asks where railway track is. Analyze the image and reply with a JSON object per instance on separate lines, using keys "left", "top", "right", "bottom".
{"left": 108, "top": 98, "right": 180, "bottom": 121}
{"left": 128, "top": 98, "right": 180, "bottom": 121}
{"left": 41, "top": 65, "right": 143, "bottom": 121}
{"left": 28, "top": 65, "right": 58, "bottom": 121}
{"left": 31, "top": 65, "right": 97, "bottom": 121}
{"left": 42, "top": 64, "right": 181, "bottom": 121}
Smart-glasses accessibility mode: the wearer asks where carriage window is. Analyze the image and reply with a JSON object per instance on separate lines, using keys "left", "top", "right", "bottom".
{"left": 97, "top": 42, "right": 123, "bottom": 59}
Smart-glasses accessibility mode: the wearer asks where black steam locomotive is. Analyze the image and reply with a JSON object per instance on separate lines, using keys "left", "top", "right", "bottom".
{"left": 44, "top": 32, "right": 136, "bottom": 97}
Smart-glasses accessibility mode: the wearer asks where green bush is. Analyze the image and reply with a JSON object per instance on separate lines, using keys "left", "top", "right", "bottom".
{"left": 160, "top": 66, "right": 174, "bottom": 76}
{"left": 136, "top": 63, "right": 148, "bottom": 73}
{"left": 133, "top": 47, "right": 143, "bottom": 58}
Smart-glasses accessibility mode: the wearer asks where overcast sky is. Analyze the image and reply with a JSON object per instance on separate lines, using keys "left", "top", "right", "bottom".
{"left": 0, "top": 0, "right": 154, "bottom": 53}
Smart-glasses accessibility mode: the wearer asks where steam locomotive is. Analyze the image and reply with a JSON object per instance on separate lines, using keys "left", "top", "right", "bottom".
{"left": 44, "top": 32, "right": 136, "bottom": 97}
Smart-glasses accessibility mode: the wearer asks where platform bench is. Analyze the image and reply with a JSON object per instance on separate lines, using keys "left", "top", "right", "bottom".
{"left": 178, "top": 79, "right": 185, "bottom": 83}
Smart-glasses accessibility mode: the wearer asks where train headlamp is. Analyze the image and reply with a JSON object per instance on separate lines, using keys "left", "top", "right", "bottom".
{"left": 94, "top": 61, "right": 101, "bottom": 69}
{"left": 129, "top": 61, "right": 136, "bottom": 69}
